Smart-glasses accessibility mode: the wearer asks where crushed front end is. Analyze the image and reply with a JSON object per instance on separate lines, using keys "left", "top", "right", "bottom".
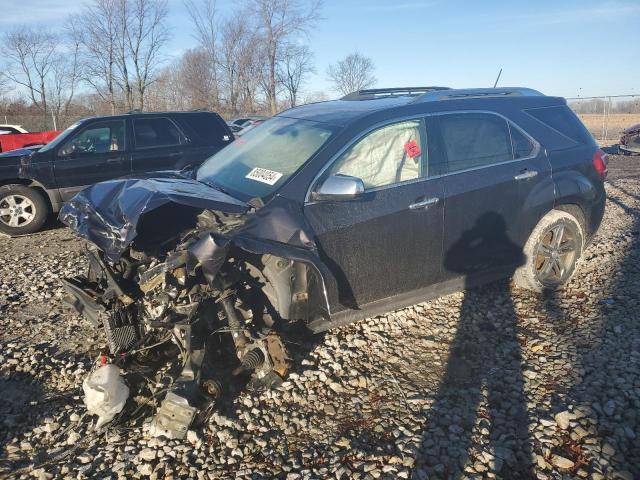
{"left": 58, "top": 177, "right": 330, "bottom": 438}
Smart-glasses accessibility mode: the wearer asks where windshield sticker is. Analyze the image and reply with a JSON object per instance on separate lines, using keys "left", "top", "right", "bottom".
{"left": 404, "top": 139, "right": 421, "bottom": 158}
{"left": 245, "top": 167, "right": 283, "bottom": 185}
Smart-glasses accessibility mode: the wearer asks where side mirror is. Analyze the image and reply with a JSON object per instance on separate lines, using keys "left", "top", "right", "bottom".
{"left": 311, "top": 174, "right": 365, "bottom": 201}
{"left": 58, "top": 144, "right": 74, "bottom": 157}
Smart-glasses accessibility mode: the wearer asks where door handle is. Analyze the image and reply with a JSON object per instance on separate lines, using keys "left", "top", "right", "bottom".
{"left": 409, "top": 197, "right": 439, "bottom": 210}
{"left": 514, "top": 169, "right": 538, "bottom": 181}
{"left": 105, "top": 157, "right": 122, "bottom": 164}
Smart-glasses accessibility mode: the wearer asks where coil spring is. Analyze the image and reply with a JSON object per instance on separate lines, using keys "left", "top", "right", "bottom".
{"left": 241, "top": 348, "right": 265, "bottom": 370}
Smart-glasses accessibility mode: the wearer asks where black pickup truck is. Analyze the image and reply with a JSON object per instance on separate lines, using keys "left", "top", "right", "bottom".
{"left": 0, "top": 111, "right": 233, "bottom": 235}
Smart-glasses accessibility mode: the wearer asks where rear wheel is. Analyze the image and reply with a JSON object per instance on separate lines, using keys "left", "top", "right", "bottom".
{"left": 514, "top": 210, "right": 584, "bottom": 292}
{"left": 0, "top": 185, "right": 49, "bottom": 235}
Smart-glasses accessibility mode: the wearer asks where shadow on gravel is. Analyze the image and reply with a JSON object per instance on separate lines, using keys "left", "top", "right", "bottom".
{"left": 539, "top": 184, "right": 640, "bottom": 477}
{"left": 413, "top": 214, "right": 535, "bottom": 479}
{"left": 0, "top": 374, "right": 46, "bottom": 455}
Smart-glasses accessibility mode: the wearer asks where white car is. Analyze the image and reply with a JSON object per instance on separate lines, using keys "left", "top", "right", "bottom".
{"left": 0, "top": 124, "right": 28, "bottom": 135}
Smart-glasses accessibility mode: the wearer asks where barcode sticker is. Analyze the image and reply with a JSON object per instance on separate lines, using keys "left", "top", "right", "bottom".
{"left": 245, "top": 167, "right": 283, "bottom": 185}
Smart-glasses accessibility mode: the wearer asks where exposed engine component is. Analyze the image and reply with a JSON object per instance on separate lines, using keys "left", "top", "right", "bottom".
{"left": 61, "top": 213, "right": 303, "bottom": 437}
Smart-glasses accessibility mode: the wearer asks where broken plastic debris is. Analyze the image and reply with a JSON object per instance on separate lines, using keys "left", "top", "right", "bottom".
{"left": 83, "top": 364, "right": 129, "bottom": 429}
{"left": 148, "top": 392, "right": 197, "bottom": 440}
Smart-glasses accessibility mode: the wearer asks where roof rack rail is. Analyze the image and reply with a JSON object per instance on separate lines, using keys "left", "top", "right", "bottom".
{"left": 341, "top": 86, "right": 450, "bottom": 101}
{"left": 413, "top": 87, "right": 544, "bottom": 103}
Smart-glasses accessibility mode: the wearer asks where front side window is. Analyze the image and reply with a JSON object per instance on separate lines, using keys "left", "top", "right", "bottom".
{"left": 61, "top": 121, "right": 125, "bottom": 155}
{"left": 328, "top": 120, "right": 425, "bottom": 190}
{"left": 439, "top": 113, "right": 513, "bottom": 173}
{"left": 197, "top": 117, "right": 336, "bottom": 201}
{"left": 134, "top": 118, "right": 182, "bottom": 149}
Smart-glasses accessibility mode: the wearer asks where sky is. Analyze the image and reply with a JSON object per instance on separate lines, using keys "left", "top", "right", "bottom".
{"left": 2, "top": 0, "right": 639, "bottom": 100}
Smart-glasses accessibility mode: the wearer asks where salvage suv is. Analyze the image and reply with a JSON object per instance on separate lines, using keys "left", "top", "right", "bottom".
{"left": 0, "top": 111, "right": 233, "bottom": 235}
{"left": 60, "top": 87, "right": 607, "bottom": 437}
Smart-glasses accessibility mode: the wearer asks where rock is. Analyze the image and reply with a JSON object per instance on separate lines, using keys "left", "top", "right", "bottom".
{"left": 186, "top": 430, "right": 200, "bottom": 444}
{"left": 554, "top": 411, "right": 571, "bottom": 430}
{"left": 139, "top": 463, "right": 153, "bottom": 476}
{"left": 602, "top": 443, "right": 615, "bottom": 456}
{"left": 551, "top": 455, "right": 575, "bottom": 469}
{"left": 139, "top": 448, "right": 157, "bottom": 461}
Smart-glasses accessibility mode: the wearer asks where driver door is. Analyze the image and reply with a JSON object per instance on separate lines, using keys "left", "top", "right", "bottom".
{"left": 304, "top": 118, "right": 445, "bottom": 314}
{"left": 53, "top": 120, "right": 130, "bottom": 201}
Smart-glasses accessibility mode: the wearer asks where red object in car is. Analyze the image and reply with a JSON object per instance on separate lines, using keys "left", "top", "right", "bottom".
{"left": 0, "top": 130, "right": 61, "bottom": 153}
{"left": 592, "top": 148, "right": 608, "bottom": 180}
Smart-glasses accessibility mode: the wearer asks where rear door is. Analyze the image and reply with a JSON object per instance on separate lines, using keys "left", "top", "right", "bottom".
{"left": 175, "top": 112, "right": 234, "bottom": 168}
{"left": 131, "top": 117, "right": 187, "bottom": 174}
{"left": 304, "top": 118, "right": 444, "bottom": 313}
{"left": 53, "top": 119, "right": 129, "bottom": 201}
{"left": 437, "top": 111, "right": 552, "bottom": 280}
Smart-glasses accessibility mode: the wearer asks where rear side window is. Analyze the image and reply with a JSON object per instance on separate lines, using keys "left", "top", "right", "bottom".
{"left": 525, "top": 106, "right": 593, "bottom": 144}
{"left": 439, "top": 113, "right": 513, "bottom": 173}
{"left": 180, "top": 113, "right": 231, "bottom": 148}
{"left": 134, "top": 118, "right": 182, "bottom": 149}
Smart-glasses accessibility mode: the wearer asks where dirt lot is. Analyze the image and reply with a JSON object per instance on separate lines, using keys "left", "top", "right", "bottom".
{"left": 577, "top": 113, "right": 640, "bottom": 144}
{"left": 1, "top": 155, "right": 639, "bottom": 479}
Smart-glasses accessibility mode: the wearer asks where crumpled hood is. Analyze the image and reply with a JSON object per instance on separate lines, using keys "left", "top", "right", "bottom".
{"left": 59, "top": 173, "right": 250, "bottom": 260}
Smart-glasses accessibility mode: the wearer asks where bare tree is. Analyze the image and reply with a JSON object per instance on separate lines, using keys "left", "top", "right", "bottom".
{"left": 69, "top": 0, "right": 120, "bottom": 114}
{"left": 248, "top": 0, "right": 322, "bottom": 115}
{"left": 3, "top": 27, "right": 58, "bottom": 129}
{"left": 177, "top": 48, "right": 216, "bottom": 109}
{"left": 71, "top": 0, "right": 169, "bottom": 113}
{"left": 185, "top": 0, "right": 220, "bottom": 108}
{"left": 126, "top": 0, "right": 170, "bottom": 110}
{"left": 49, "top": 39, "right": 82, "bottom": 129}
{"left": 326, "top": 52, "right": 376, "bottom": 96}
{"left": 277, "top": 43, "right": 313, "bottom": 108}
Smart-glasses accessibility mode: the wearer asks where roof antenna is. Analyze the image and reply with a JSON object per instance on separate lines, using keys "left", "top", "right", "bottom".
{"left": 493, "top": 68, "right": 503, "bottom": 88}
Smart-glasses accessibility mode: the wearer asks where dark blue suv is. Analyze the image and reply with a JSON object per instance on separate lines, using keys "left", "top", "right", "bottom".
{"left": 61, "top": 87, "right": 607, "bottom": 435}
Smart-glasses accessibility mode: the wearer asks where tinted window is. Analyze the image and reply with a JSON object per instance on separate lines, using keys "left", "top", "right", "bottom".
{"left": 0, "top": 127, "right": 21, "bottom": 134}
{"left": 510, "top": 126, "right": 535, "bottom": 158}
{"left": 439, "top": 113, "right": 512, "bottom": 173}
{"left": 525, "top": 106, "right": 593, "bottom": 144}
{"left": 197, "top": 117, "right": 335, "bottom": 201}
{"left": 63, "top": 121, "right": 125, "bottom": 155}
{"left": 329, "top": 120, "right": 425, "bottom": 190}
{"left": 134, "top": 118, "right": 182, "bottom": 148}
{"left": 179, "top": 113, "right": 230, "bottom": 148}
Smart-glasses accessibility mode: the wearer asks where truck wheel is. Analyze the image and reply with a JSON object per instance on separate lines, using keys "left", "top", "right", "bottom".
{"left": 0, "top": 185, "right": 49, "bottom": 235}
{"left": 513, "top": 210, "right": 584, "bottom": 292}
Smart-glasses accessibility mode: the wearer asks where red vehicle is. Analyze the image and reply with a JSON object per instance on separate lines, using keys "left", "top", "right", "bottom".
{"left": 619, "top": 123, "right": 640, "bottom": 155}
{"left": 0, "top": 130, "right": 61, "bottom": 153}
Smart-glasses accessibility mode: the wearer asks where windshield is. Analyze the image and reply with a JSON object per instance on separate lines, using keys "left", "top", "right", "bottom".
{"left": 39, "top": 121, "right": 82, "bottom": 152}
{"left": 197, "top": 117, "right": 336, "bottom": 201}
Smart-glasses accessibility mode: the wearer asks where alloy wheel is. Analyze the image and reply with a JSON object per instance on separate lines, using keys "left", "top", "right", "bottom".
{"left": 534, "top": 221, "right": 578, "bottom": 285}
{"left": 0, "top": 194, "right": 37, "bottom": 228}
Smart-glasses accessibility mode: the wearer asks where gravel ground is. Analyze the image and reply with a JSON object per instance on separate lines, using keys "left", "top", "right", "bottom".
{"left": 1, "top": 154, "right": 639, "bottom": 479}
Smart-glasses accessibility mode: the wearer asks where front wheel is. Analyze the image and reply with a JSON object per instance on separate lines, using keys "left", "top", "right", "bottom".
{"left": 514, "top": 210, "right": 584, "bottom": 292}
{"left": 0, "top": 185, "right": 49, "bottom": 235}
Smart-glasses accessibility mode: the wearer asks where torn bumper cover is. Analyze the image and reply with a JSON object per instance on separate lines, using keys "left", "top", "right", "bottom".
{"left": 58, "top": 175, "right": 333, "bottom": 437}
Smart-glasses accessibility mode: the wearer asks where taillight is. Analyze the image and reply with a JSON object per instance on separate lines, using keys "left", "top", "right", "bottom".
{"left": 592, "top": 148, "right": 608, "bottom": 180}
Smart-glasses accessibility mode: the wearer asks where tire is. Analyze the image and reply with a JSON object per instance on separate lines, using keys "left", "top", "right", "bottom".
{"left": 0, "top": 185, "right": 49, "bottom": 235}
{"left": 513, "top": 210, "right": 584, "bottom": 292}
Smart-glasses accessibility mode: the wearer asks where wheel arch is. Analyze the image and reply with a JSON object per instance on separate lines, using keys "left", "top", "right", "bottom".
{"left": 0, "top": 179, "right": 58, "bottom": 213}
